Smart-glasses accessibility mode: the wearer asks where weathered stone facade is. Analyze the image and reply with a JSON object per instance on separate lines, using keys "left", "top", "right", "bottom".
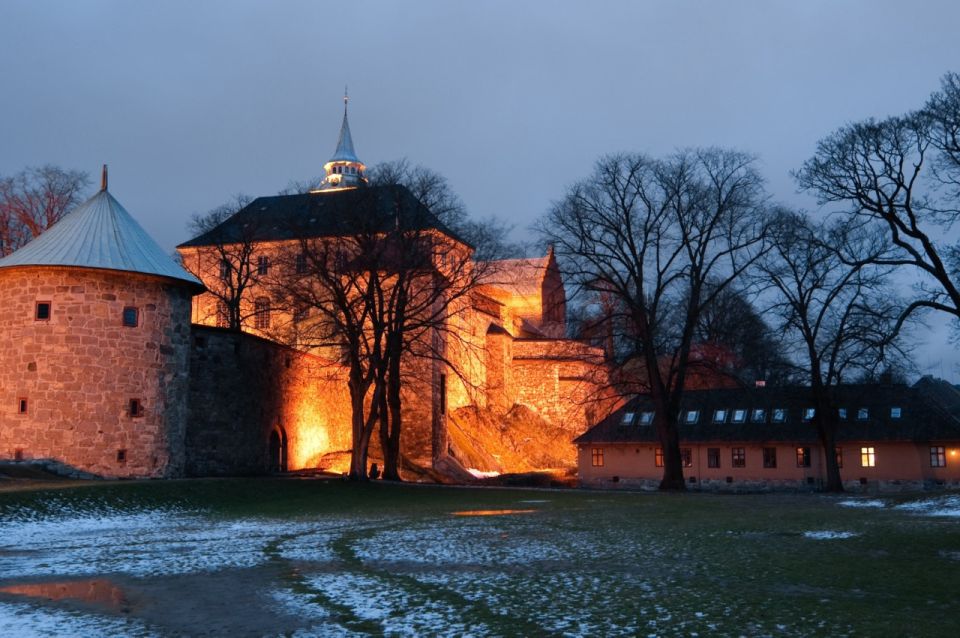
{"left": 0, "top": 266, "right": 193, "bottom": 478}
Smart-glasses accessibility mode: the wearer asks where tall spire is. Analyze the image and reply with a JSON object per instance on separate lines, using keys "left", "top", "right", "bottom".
{"left": 100, "top": 164, "right": 108, "bottom": 191}
{"left": 317, "top": 89, "right": 367, "bottom": 191}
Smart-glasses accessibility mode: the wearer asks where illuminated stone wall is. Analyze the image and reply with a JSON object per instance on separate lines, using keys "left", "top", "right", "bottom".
{"left": 184, "top": 326, "right": 351, "bottom": 475}
{"left": 0, "top": 266, "right": 193, "bottom": 478}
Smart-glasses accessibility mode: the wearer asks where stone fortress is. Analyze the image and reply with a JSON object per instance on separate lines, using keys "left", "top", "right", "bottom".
{"left": 0, "top": 105, "right": 607, "bottom": 479}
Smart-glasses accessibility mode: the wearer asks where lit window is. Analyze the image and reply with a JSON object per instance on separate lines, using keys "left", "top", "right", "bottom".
{"left": 838, "top": 408, "right": 848, "bottom": 420}
{"left": 731, "top": 447, "right": 746, "bottom": 468}
{"left": 803, "top": 408, "right": 815, "bottom": 421}
{"left": 257, "top": 256, "right": 270, "bottom": 276}
{"left": 707, "top": 447, "right": 720, "bottom": 468}
{"left": 890, "top": 407, "right": 902, "bottom": 419}
{"left": 731, "top": 409, "right": 746, "bottom": 423}
{"left": 122, "top": 306, "right": 139, "bottom": 327}
{"left": 857, "top": 408, "right": 869, "bottom": 420}
{"left": 763, "top": 447, "right": 777, "bottom": 468}
{"left": 751, "top": 409, "right": 765, "bottom": 423}
{"left": 591, "top": 448, "right": 604, "bottom": 467}
{"left": 685, "top": 410, "right": 699, "bottom": 424}
{"left": 860, "top": 446, "right": 876, "bottom": 467}
{"left": 713, "top": 409, "right": 727, "bottom": 423}
{"left": 930, "top": 446, "right": 946, "bottom": 468}
{"left": 621, "top": 411, "right": 635, "bottom": 426}
{"left": 35, "top": 301, "right": 51, "bottom": 321}
{"left": 17, "top": 398, "right": 28, "bottom": 414}
{"left": 796, "top": 447, "right": 811, "bottom": 468}
{"left": 295, "top": 253, "right": 307, "bottom": 274}
{"left": 638, "top": 411, "right": 654, "bottom": 426}
{"left": 772, "top": 408, "right": 786, "bottom": 423}
{"left": 254, "top": 298, "right": 271, "bottom": 329}
{"left": 655, "top": 448, "right": 664, "bottom": 467}
{"left": 129, "top": 399, "right": 144, "bottom": 418}
{"left": 681, "top": 448, "right": 692, "bottom": 468}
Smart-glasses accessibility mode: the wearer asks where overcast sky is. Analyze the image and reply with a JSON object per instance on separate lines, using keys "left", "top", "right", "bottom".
{"left": 2, "top": 0, "right": 959, "bottom": 377}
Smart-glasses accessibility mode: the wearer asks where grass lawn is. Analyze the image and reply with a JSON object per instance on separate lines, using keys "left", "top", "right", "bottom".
{"left": 0, "top": 478, "right": 958, "bottom": 637}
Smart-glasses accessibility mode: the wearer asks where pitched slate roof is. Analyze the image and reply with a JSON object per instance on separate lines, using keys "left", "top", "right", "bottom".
{"left": 575, "top": 383, "right": 960, "bottom": 445}
{"left": 0, "top": 188, "right": 202, "bottom": 288}
{"left": 329, "top": 108, "right": 360, "bottom": 163}
{"left": 177, "top": 184, "right": 467, "bottom": 248}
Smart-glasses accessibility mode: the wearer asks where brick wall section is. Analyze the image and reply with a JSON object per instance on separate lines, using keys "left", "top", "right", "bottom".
{"left": 185, "top": 326, "right": 353, "bottom": 476}
{"left": 0, "top": 267, "right": 193, "bottom": 478}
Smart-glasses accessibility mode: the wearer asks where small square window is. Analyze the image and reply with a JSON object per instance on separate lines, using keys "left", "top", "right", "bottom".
{"left": 890, "top": 407, "right": 902, "bottom": 419}
{"left": 803, "top": 408, "right": 815, "bottom": 421}
{"left": 122, "top": 306, "right": 139, "bottom": 327}
{"left": 638, "top": 411, "right": 654, "bottom": 426}
{"left": 621, "top": 411, "right": 635, "bottom": 426}
{"left": 17, "top": 398, "right": 28, "bottom": 414}
{"left": 838, "top": 408, "right": 848, "bottom": 420}
{"left": 731, "top": 409, "right": 746, "bottom": 423}
{"left": 684, "top": 410, "right": 699, "bottom": 424}
{"left": 713, "top": 409, "right": 727, "bottom": 423}
{"left": 772, "top": 408, "right": 786, "bottom": 423}
{"left": 117, "top": 449, "right": 127, "bottom": 463}
{"left": 751, "top": 409, "right": 766, "bottom": 423}
{"left": 857, "top": 408, "right": 869, "bottom": 421}
{"left": 129, "top": 399, "right": 144, "bottom": 418}
{"left": 35, "top": 302, "right": 51, "bottom": 321}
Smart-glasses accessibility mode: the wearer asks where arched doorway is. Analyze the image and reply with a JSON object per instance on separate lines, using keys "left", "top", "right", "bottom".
{"left": 268, "top": 426, "right": 288, "bottom": 473}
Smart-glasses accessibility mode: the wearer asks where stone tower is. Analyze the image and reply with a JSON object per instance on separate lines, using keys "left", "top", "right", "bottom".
{"left": 316, "top": 91, "right": 368, "bottom": 191}
{"left": 0, "top": 167, "right": 203, "bottom": 478}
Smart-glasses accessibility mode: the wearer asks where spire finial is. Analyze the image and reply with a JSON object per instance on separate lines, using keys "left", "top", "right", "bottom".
{"left": 101, "top": 164, "right": 108, "bottom": 191}
{"left": 344, "top": 85, "right": 349, "bottom": 112}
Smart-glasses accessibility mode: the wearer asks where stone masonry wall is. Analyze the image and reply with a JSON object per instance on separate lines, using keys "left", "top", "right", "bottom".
{"left": 0, "top": 267, "right": 193, "bottom": 478}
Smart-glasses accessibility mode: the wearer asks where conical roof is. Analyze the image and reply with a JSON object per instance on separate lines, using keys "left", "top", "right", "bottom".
{"left": 329, "top": 109, "right": 360, "bottom": 162}
{"left": 0, "top": 187, "right": 203, "bottom": 288}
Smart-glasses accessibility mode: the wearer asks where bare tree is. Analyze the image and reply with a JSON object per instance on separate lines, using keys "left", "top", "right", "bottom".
{"left": 796, "top": 71, "right": 960, "bottom": 328}
{"left": 0, "top": 165, "right": 90, "bottom": 256}
{"left": 757, "top": 210, "right": 910, "bottom": 491}
{"left": 539, "top": 149, "right": 770, "bottom": 490}
{"left": 180, "top": 194, "right": 258, "bottom": 331}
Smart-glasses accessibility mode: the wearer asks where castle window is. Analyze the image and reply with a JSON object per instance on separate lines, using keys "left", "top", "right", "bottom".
{"left": 681, "top": 448, "right": 692, "bottom": 468}
{"left": 751, "top": 408, "right": 765, "bottom": 423}
{"left": 638, "top": 411, "right": 654, "bottom": 426}
{"left": 254, "top": 298, "right": 271, "bottom": 329}
{"left": 257, "top": 256, "right": 270, "bottom": 276}
{"left": 35, "top": 301, "right": 51, "bottom": 321}
{"left": 707, "top": 447, "right": 720, "bottom": 468}
{"left": 655, "top": 448, "right": 663, "bottom": 467}
{"left": 219, "top": 259, "right": 231, "bottom": 280}
{"left": 129, "top": 399, "right": 144, "bottom": 418}
{"left": 763, "top": 447, "right": 777, "bottom": 468}
{"left": 295, "top": 253, "right": 307, "bottom": 274}
{"left": 796, "top": 447, "right": 811, "bottom": 468}
{"left": 930, "top": 446, "right": 946, "bottom": 467}
{"left": 122, "top": 306, "right": 139, "bottom": 327}
{"left": 891, "top": 407, "right": 902, "bottom": 419}
{"left": 17, "top": 398, "right": 28, "bottom": 414}
{"left": 117, "top": 449, "right": 127, "bottom": 463}
{"left": 860, "top": 446, "right": 876, "bottom": 467}
{"left": 591, "top": 448, "right": 604, "bottom": 467}
{"left": 731, "top": 409, "right": 746, "bottom": 423}
{"left": 731, "top": 447, "right": 746, "bottom": 468}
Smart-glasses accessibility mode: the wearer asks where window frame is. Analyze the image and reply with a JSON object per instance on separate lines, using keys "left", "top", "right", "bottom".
{"left": 681, "top": 448, "right": 693, "bottom": 468}
{"left": 762, "top": 447, "right": 777, "bottom": 469}
{"left": 857, "top": 408, "right": 869, "bottom": 421}
{"left": 930, "top": 446, "right": 947, "bottom": 468}
{"left": 129, "top": 398, "right": 144, "bottom": 418}
{"left": 254, "top": 297, "right": 271, "bottom": 329}
{"left": 655, "top": 448, "right": 664, "bottom": 468}
{"left": 731, "top": 409, "right": 746, "bottom": 423}
{"left": 803, "top": 408, "right": 815, "bottom": 421}
{"left": 684, "top": 410, "right": 700, "bottom": 424}
{"left": 772, "top": 408, "right": 786, "bottom": 423}
{"left": 707, "top": 447, "right": 721, "bottom": 468}
{"left": 890, "top": 407, "right": 902, "bottom": 419}
{"left": 712, "top": 409, "right": 727, "bottom": 423}
{"left": 796, "top": 446, "right": 811, "bottom": 468}
{"left": 860, "top": 446, "right": 876, "bottom": 468}
{"left": 35, "top": 301, "right": 51, "bottom": 321}
{"left": 731, "top": 447, "right": 746, "bottom": 468}
{"left": 751, "top": 408, "right": 766, "bottom": 423}
{"left": 621, "top": 411, "right": 635, "bottom": 426}
{"left": 591, "top": 447, "right": 604, "bottom": 467}
{"left": 17, "top": 398, "right": 28, "bottom": 414}
{"left": 257, "top": 255, "right": 270, "bottom": 276}
{"left": 638, "top": 411, "right": 655, "bottom": 426}
{"left": 121, "top": 306, "right": 139, "bottom": 328}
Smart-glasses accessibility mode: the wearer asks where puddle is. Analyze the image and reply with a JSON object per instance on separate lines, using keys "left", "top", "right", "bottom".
{"left": 451, "top": 509, "right": 536, "bottom": 517}
{"left": 0, "top": 579, "right": 130, "bottom": 612}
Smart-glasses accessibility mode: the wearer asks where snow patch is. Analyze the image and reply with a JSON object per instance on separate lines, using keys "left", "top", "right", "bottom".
{"left": 0, "top": 601, "right": 159, "bottom": 637}
{"left": 893, "top": 496, "right": 960, "bottom": 517}
{"left": 466, "top": 468, "right": 500, "bottom": 478}
{"left": 837, "top": 499, "right": 885, "bottom": 509}
{"left": 803, "top": 530, "right": 859, "bottom": 540}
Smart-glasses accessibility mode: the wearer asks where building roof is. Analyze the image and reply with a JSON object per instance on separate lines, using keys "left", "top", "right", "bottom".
{"left": 479, "top": 250, "right": 554, "bottom": 297}
{"left": 574, "top": 383, "right": 960, "bottom": 445}
{"left": 0, "top": 187, "right": 203, "bottom": 288}
{"left": 329, "top": 107, "right": 360, "bottom": 163}
{"left": 177, "top": 184, "right": 467, "bottom": 248}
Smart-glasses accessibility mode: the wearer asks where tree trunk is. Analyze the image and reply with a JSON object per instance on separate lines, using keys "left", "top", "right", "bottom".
{"left": 381, "top": 346, "right": 403, "bottom": 481}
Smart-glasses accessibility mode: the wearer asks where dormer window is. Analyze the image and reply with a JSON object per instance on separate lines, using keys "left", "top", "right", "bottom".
{"left": 732, "top": 409, "right": 746, "bottom": 423}
{"left": 751, "top": 409, "right": 766, "bottom": 423}
{"left": 838, "top": 408, "right": 848, "bottom": 420}
{"left": 621, "top": 411, "right": 635, "bottom": 425}
{"left": 772, "top": 408, "right": 786, "bottom": 423}
{"left": 857, "top": 408, "right": 869, "bottom": 420}
{"left": 638, "top": 411, "right": 654, "bottom": 426}
{"left": 803, "top": 408, "right": 815, "bottom": 421}
{"left": 713, "top": 409, "right": 727, "bottom": 423}
{"left": 890, "top": 407, "right": 902, "bottom": 419}
{"left": 685, "top": 410, "right": 700, "bottom": 424}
